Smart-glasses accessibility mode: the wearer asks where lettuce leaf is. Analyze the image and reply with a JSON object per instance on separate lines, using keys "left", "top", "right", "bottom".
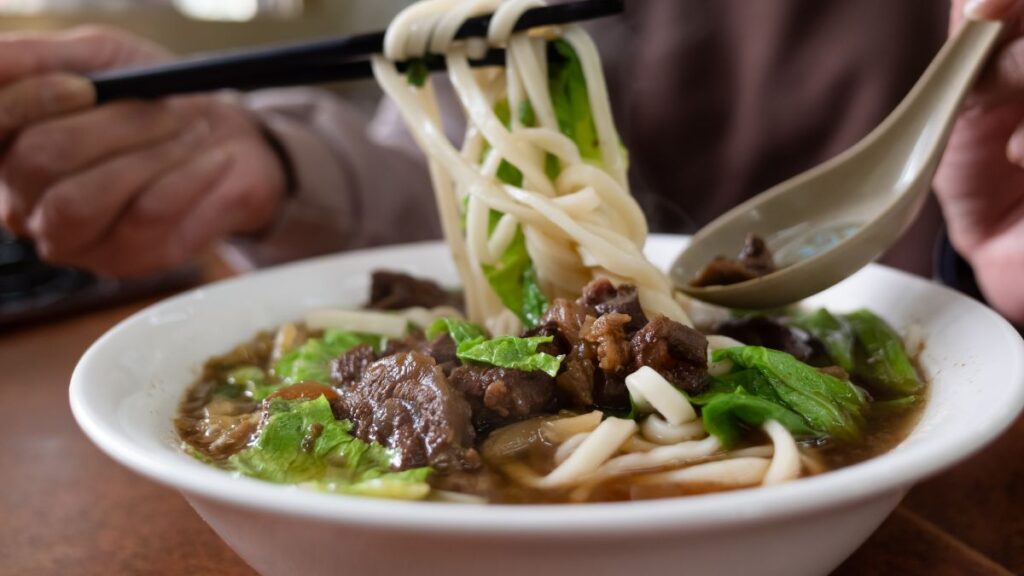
{"left": 230, "top": 396, "right": 353, "bottom": 483}
{"left": 472, "top": 100, "right": 549, "bottom": 326}
{"left": 273, "top": 329, "right": 385, "bottom": 389}
{"left": 702, "top": 391, "right": 818, "bottom": 448}
{"left": 426, "top": 318, "right": 486, "bottom": 344}
{"left": 845, "top": 310, "right": 921, "bottom": 397}
{"left": 230, "top": 396, "right": 431, "bottom": 499}
{"left": 712, "top": 346, "right": 866, "bottom": 443}
{"left": 428, "top": 318, "right": 564, "bottom": 376}
{"left": 457, "top": 334, "right": 563, "bottom": 377}
{"left": 548, "top": 39, "right": 601, "bottom": 163}
{"left": 481, "top": 229, "right": 548, "bottom": 327}
{"left": 789, "top": 309, "right": 855, "bottom": 372}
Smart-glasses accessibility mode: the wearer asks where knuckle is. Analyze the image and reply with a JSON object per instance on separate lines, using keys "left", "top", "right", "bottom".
{"left": 39, "top": 181, "right": 91, "bottom": 230}
{"left": 1001, "top": 41, "right": 1024, "bottom": 86}
{"left": 66, "top": 24, "right": 123, "bottom": 55}
{"left": 126, "top": 191, "right": 175, "bottom": 231}
{"left": 159, "top": 240, "right": 188, "bottom": 270}
{"left": 8, "top": 129, "right": 71, "bottom": 183}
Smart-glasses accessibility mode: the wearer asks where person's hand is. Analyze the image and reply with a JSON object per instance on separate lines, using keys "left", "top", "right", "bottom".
{"left": 935, "top": 0, "right": 1024, "bottom": 324}
{"left": 0, "top": 26, "right": 286, "bottom": 277}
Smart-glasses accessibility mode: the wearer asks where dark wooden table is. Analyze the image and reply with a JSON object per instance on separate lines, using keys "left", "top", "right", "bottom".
{"left": 1, "top": 263, "right": 1021, "bottom": 576}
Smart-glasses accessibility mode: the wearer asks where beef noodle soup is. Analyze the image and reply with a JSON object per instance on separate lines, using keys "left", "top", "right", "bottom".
{"left": 176, "top": 271, "right": 925, "bottom": 504}
{"left": 175, "top": 0, "right": 926, "bottom": 503}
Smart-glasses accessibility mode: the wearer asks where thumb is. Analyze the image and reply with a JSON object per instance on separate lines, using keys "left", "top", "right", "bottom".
{"left": 0, "top": 73, "right": 96, "bottom": 138}
{"left": 963, "top": 0, "right": 1019, "bottom": 21}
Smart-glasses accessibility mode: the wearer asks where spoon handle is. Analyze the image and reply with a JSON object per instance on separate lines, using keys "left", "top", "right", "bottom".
{"left": 878, "top": 19, "right": 1003, "bottom": 183}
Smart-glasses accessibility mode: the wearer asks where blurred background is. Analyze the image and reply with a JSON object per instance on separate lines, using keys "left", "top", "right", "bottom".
{"left": 0, "top": 0, "right": 408, "bottom": 328}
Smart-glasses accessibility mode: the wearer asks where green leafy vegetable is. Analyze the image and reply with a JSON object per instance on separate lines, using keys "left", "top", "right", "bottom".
{"left": 790, "top": 309, "right": 855, "bottom": 372}
{"left": 488, "top": 98, "right": 526, "bottom": 187}
{"left": 428, "top": 318, "right": 564, "bottom": 376}
{"left": 426, "top": 318, "right": 486, "bottom": 344}
{"left": 457, "top": 334, "right": 563, "bottom": 377}
{"left": 702, "top": 391, "right": 817, "bottom": 448}
{"left": 230, "top": 396, "right": 430, "bottom": 499}
{"left": 481, "top": 229, "right": 548, "bottom": 327}
{"left": 273, "top": 329, "right": 384, "bottom": 389}
{"left": 213, "top": 365, "right": 268, "bottom": 399}
{"left": 870, "top": 395, "right": 920, "bottom": 415}
{"left": 712, "top": 346, "right": 866, "bottom": 442}
{"left": 548, "top": 39, "right": 601, "bottom": 163}
{"left": 405, "top": 58, "right": 429, "bottom": 87}
{"left": 845, "top": 310, "right": 921, "bottom": 397}
{"left": 230, "top": 396, "right": 353, "bottom": 483}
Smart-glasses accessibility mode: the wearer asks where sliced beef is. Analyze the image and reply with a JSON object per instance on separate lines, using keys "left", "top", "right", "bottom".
{"left": 333, "top": 351, "right": 478, "bottom": 471}
{"left": 449, "top": 365, "right": 556, "bottom": 431}
{"left": 630, "top": 316, "right": 708, "bottom": 394}
{"left": 367, "top": 270, "right": 454, "bottom": 310}
{"left": 579, "top": 279, "right": 648, "bottom": 333}
{"left": 713, "top": 316, "right": 814, "bottom": 362}
{"left": 691, "top": 234, "right": 777, "bottom": 287}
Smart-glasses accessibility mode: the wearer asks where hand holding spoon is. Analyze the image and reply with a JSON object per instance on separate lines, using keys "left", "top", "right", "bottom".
{"left": 670, "top": 17, "right": 1004, "bottom": 309}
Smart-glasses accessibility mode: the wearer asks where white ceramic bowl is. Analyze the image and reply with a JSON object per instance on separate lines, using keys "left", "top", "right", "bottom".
{"left": 70, "top": 236, "right": 1024, "bottom": 576}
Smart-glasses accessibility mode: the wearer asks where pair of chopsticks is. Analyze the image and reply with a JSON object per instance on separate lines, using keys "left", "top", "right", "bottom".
{"left": 89, "top": 0, "right": 624, "bottom": 104}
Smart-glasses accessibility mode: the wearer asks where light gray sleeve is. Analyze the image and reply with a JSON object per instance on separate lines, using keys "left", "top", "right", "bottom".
{"left": 223, "top": 84, "right": 463, "bottom": 269}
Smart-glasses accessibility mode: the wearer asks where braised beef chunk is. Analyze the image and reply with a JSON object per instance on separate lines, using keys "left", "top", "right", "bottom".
{"left": 593, "top": 374, "right": 630, "bottom": 412}
{"left": 367, "top": 271, "right": 454, "bottom": 310}
{"left": 532, "top": 298, "right": 594, "bottom": 407}
{"left": 415, "top": 333, "right": 458, "bottom": 374}
{"left": 536, "top": 298, "right": 588, "bottom": 346}
{"left": 556, "top": 341, "right": 597, "bottom": 408}
{"left": 818, "top": 365, "right": 851, "bottom": 381}
{"left": 714, "top": 316, "right": 814, "bottom": 362}
{"left": 333, "top": 351, "right": 478, "bottom": 471}
{"left": 630, "top": 316, "right": 708, "bottom": 394}
{"left": 523, "top": 323, "right": 569, "bottom": 358}
{"left": 691, "top": 234, "right": 777, "bottom": 287}
{"left": 429, "top": 468, "right": 505, "bottom": 497}
{"left": 736, "top": 234, "right": 776, "bottom": 275}
{"left": 579, "top": 279, "right": 648, "bottom": 332}
{"left": 449, "top": 365, "right": 556, "bottom": 431}
{"left": 330, "top": 344, "right": 379, "bottom": 390}
{"left": 582, "top": 313, "right": 632, "bottom": 374}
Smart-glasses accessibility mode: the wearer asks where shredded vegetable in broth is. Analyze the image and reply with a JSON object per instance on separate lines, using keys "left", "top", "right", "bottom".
{"left": 174, "top": 0, "right": 927, "bottom": 504}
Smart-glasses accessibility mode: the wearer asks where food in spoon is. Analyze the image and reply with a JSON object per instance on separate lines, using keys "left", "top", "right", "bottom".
{"left": 691, "top": 234, "right": 778, "bottom": 287}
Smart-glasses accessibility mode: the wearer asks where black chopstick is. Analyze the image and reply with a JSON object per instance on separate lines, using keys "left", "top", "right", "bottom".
{"left": 140, "top": 50, "right": 509, "bottom": 96}
{"left": 89, "top": 0, "right": 623, "bottom": 103}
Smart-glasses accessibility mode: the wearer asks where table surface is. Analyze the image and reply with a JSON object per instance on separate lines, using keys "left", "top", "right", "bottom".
{"left": 1, "top": 261, "right": 1022, "bottom": 576}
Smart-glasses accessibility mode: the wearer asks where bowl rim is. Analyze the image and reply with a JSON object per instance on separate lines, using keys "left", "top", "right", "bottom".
{"left": 69, "top": 236, "right": 1024, "bottom": 535}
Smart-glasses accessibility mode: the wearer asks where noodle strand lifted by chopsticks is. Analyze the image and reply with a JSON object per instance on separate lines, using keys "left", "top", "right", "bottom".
{"left": 372, "top": 0, "right": 691, "bottom": 334}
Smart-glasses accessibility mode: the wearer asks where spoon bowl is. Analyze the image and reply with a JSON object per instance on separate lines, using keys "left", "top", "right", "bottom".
{"left": 671, "top": 18, "right": 1003, "bottom": 309}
